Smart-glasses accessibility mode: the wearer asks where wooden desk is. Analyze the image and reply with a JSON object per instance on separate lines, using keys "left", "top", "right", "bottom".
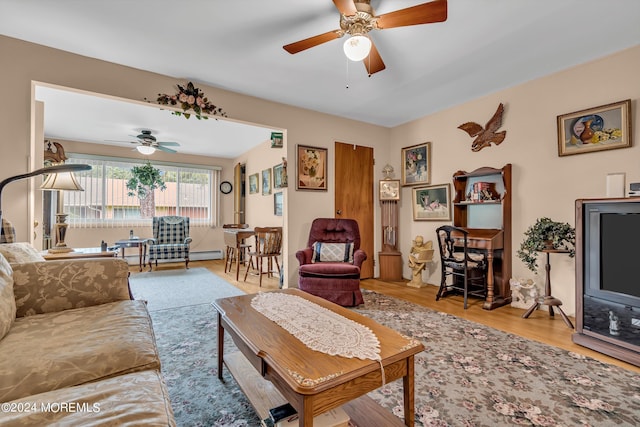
{"left": 223, "top": 229, "right": 254, "bottom": 281}
{"left": 42, "top": 247, "right": 118, "bottom": 260}
{"left": 453, "top": 228, "right": 510, "bottom": 310}
{"left": 213, "top": 289, "right": 424, "bottom": 426}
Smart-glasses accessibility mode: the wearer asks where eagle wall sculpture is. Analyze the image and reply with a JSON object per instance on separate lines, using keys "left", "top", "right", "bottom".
{"left": 458, "top": 103, "right": 507, "bottom": 152}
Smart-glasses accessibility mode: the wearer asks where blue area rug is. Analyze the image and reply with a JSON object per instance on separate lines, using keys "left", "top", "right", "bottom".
{"left": 129, "top": 267, "right": 244, "bottom": 311}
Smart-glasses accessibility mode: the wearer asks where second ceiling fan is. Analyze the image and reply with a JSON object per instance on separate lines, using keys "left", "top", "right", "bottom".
{"left": 283, "top": 0, "right": 447, "bottom": 76}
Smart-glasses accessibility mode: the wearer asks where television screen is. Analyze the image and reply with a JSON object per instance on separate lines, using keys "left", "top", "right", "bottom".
{"left": 600, "top": 213, "right": 640, "bottom": 298}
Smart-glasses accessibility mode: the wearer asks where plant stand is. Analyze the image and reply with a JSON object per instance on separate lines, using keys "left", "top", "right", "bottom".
{"left": 522, "top": 249, "right": 574, "bottom": 329}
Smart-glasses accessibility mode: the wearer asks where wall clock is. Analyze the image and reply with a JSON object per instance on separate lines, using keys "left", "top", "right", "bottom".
{"left": 219, "top": 181, "right": 233, "bottom": 194}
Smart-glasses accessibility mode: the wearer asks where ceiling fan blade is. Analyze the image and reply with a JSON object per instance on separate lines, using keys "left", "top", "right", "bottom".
{"left": 364, "top": 41, "right": 386, "bottom": 76}
{"left": 156, "top": 145, "right": 177, "bottom": 154}
{"left": 375, "top": 0, "right": 447, "bottom": 29}
{"left": 283, "top": 30, "right": 342, "bottom": 54}
{"left": 332, "top": 0, "right": 357, "bottom": 15}
{"left": 157, "top": 141, "right": 180, "bottom": 146}
{"left": 104, "top": 139, "right": 133, "bottom": 143}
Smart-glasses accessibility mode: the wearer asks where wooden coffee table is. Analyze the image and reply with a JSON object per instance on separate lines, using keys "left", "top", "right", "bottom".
{"left": 212, "top": 289, "right": 424, "bottom": 426}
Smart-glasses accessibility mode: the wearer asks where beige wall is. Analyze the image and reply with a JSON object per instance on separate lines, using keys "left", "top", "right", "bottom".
{"left": 0, "top": 35, "right": 390, "bottom": 288}
{"left": 391, "top": 45, "right": 640, "bottom": 315}
{"left": 2, "top": 34, "right": 638, "bottom": 313}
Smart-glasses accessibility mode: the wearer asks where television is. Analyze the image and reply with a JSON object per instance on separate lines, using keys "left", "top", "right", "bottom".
{"left": 574, "top": 198, "right": 640, "bottom": 366}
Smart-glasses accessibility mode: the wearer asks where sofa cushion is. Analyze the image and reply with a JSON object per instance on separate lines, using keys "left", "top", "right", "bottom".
{"left": 311, "top": 242, "right": 354, "bottom": 263}
{"left": 0, "top": 300, "right": 160, "bottom": 402}
{"left": 0, "top": 255, "right": 15, "bottom": 340}
{"left": 0, "top": 242, "right": 45, "bottom": 264}
{"left": 0, "top": 370, "right": 175, "bottom": 426}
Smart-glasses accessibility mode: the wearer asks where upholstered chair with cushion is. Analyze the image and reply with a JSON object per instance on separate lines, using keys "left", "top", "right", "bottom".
{"left": 296, "top": 218, "right": 366, "bottom": 306}
{"left": 147, "top": 216, "right": 192, "bottom": 271}
{"left": 0, "top": 219, "right": 16, "bottom": 244}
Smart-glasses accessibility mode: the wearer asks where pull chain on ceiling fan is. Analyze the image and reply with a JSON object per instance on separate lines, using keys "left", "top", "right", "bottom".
{"left": 283, "top": 0, "right": 447, "bottom": 76}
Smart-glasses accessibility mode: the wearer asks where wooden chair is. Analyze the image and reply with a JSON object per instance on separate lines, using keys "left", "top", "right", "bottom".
{"left": 223, "top": 224, "right": 251, "bottom": 275}
{"left": 244, "top": 227, "right": 282, "bottom": 287}
{"left": 435, "top": 225, "right": 487, "bottom": 309}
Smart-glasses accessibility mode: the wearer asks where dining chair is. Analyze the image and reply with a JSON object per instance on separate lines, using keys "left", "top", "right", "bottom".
{"left": 243, "top": 226, "right": 282, "bottom": 287}
{"left": 435, "top": 225, "right": 487, "bottom": 309}
{"left": 222, "top": 223, "right": 251, "bottom": 275}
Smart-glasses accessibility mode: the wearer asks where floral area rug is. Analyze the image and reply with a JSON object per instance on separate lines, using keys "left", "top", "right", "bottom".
{"left": 151, "top": 289, "right": 640, "bottom": 427}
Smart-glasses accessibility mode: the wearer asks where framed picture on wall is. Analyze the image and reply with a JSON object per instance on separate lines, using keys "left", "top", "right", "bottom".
{"left": 411, "top": 184, "right": 451, "bottom": 221}
{"left": 274, "top": 192, "right": 283, "bottom": 216}
{"left": 273, "top": 163, "right": 286, "bottom": 189}
{"left": 296, "top": 144, "right": 327, "bottom": 191}
{"left": 249, "top": 173, "right": 259, "bottom": 194}
{"left": 262, "top": 168, "right": 271, "bottom": 195}
{"left": 557, "top": 99, "right": 632, "bottom": 156}
{"left": 401, "top": 142, "right": 431, "bottom": 186}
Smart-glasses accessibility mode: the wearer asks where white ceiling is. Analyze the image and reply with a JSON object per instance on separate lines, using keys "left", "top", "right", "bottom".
{"left": 2, "top": 0, "right": 640, "bottom": 155}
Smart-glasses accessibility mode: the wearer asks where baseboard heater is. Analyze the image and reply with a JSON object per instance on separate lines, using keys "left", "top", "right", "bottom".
{"left": 121, "top": 249, "right": 223, "bottom": 265}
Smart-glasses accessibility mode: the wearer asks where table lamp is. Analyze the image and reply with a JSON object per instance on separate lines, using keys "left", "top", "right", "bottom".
{"left": 0, "top": 164, "right": 91, "bottom": 250}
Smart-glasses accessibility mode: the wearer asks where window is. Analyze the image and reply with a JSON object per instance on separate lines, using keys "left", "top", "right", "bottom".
{"left": 64, "top": 155, "right": 220, "bottom": 228}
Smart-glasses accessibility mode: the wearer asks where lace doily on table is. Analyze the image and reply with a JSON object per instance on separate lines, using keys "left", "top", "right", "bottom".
{"left": 251, "top": 292, "right": 385, "bottom": 385}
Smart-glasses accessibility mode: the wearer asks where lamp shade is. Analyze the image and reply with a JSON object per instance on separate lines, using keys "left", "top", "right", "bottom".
{"left": 343, "top": 35, "right": 372, "bottom": 61}
{"left": 40, "top": 172, "right": 84, "bottom": 191}
{"left": 136, "top": 145, "right": 156, "bottom": 155}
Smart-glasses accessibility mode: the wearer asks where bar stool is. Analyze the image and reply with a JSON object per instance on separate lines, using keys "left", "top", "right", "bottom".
{"left": 223, "top": 224, "right": 251, "bottom": 275}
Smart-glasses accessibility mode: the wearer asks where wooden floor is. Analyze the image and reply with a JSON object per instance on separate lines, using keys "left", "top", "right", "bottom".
{"left": 132, "top": 259, "right": 640, "bottom": 373}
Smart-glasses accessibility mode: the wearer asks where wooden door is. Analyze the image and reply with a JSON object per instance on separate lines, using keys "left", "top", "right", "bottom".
{"left": 233, "top": 163, "right": 245, "bottom": 224}
{"left": 334, "top": 142, "right": 374, "bottom": 279}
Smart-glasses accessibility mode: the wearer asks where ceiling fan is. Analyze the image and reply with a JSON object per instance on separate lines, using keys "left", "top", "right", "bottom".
{"left": 108, "top": 130, "right": 180, "bottom": 155}
{"left": 283, "top": 0, "right": 447, "bottom": 76}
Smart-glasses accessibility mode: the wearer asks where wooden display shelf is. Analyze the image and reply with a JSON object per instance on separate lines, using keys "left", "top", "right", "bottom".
{"left": 225, "top": 352, "right": 405, "bottom": 427}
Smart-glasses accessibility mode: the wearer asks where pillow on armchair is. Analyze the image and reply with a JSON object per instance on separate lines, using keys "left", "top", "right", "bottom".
{"left": 311, "top": 242, "right": 354, "bottom": 263}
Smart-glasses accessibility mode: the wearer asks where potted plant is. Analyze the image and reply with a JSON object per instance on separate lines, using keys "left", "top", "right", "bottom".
{"left": 517, "top": 217, "right": 575, "bottom": 272}
{"left": 126, "top": 161, "right": 167, "bottom": 218}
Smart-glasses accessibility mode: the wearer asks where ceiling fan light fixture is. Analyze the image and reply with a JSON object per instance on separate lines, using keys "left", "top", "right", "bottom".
{"left": 343, "top": 35, "right": 371, "bottom": 61}
{"left": 136, "top": 145, "right": 156, "bottom": 155}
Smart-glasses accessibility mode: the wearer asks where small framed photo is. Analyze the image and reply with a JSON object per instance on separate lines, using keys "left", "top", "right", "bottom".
{"left": 271, "top": 132, "right": 283, "bottom": 148}
{"left": 379, "top": 180, "right": 400, "bottom": 201}
{"left": 262, "top": 168, "right": 271, "bottom": 195}
{"left": 274, "top": 192, "right": 283, "bottom": 216}
{"left": 273, "top": 163, "right": 286, "bottom": 189}
{"left": 297, "top": 144, "right": 327, "bottom": 191}
{"left": 412, "top": 184, "right": 451, "bottom": 221}
{"left": 401, "top": 142, "right": 431, "bottom": 186}
{"left": 557, "top": 99, "right": 632, "bottom": 156}
{"left": 248, "top": 173, "right": 259, "bottom": 195}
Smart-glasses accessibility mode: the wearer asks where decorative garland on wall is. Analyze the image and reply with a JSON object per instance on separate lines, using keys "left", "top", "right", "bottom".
{"left": 148, "top": 81, "right": 227, "bottom": 120}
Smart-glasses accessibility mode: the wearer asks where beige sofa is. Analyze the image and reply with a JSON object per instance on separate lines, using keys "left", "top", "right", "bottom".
{"left": 0, "top": 243, "right": 175, "bottom": 426}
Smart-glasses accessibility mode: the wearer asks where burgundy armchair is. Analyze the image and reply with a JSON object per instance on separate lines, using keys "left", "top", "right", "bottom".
{"left": 296, "top": 218, "right": 366, "bottom": 306}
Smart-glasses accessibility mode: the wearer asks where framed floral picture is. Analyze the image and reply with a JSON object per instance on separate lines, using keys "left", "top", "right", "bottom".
{"left": 411, "top": 184, "right": 451, "bottom": 221}
{"left": 296, "top": 144, "right": 327, "bottom": 191}
{"left": 248, "top": 173, "right": 259, "bottom": 195}
{"left": 401, "top": 142, "right": 431, "bottom": 186}
{"left": 262, "top": 168, "right": 271, "bottom": 195}
{"left": 557, "top": 99, "right": 632, "bottom": 156}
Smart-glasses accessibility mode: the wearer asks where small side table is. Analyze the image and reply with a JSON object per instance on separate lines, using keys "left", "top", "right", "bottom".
{"left": 522, "top": 249, "right": 574, "bottom": 329}
{"left": 115, "top": 239, "right": 147, "bottom": 272}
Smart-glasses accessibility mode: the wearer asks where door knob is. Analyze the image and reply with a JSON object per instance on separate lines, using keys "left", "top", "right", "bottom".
{"left": 336, "top": 210, "right": 342, "bottom": 215}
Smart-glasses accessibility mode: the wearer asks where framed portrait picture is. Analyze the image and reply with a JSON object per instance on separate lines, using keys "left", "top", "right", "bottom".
{"left": 262, "top": 168, "right": 271, "bottom": 195}
{"left": 296, "top": 144, "right": 327, "bottom": 191}
{"left": 274, "top": 192, "right": 283, "bottom": 216}
{"left": 248, "top": 173, "right": 259, "bottom": 195}
{"left": 412, "top": 184, "right": 451, "bottom": 221}
{"left": 273, "top": 163, "right": 286, "bottom": 189}
{"left": 401, "top": 142, "right": 431, "bottom": 186}
{"left": 557, "top": 99, "right": 632, "bottom": 156}
{"left": 379, "top": 179, "right": 400, "bottom": 201}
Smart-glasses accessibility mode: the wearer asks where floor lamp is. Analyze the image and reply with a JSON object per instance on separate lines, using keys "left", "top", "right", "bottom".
{"left": 0, "top": 164, "right": 91, "bottom": 249}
